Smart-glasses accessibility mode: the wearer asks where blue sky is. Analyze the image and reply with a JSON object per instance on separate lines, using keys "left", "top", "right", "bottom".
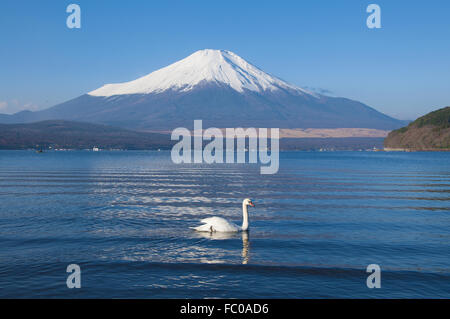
{"left": 0, "top": 0, "right": 449, "bottom": 120}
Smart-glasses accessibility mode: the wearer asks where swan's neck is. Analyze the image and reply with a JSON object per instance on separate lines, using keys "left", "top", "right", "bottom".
{"left": 241, "top": 203, "right": 249, "bottom": 231}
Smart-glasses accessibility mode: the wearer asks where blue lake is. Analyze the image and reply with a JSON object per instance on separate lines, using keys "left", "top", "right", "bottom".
{"left": 0, "top": 150, "right": 449, "bottom": 298}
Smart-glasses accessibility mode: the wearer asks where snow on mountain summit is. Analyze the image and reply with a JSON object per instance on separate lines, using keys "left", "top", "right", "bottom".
{"left": 88, "top": 49, "right": 313, "bottom": 97}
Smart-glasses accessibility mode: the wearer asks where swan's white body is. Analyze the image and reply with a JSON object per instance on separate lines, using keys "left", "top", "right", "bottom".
{"left": 192, "top": 199, "right": 254, "bottom": 233}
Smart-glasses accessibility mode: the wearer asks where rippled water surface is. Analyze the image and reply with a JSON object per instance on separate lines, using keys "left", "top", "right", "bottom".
{"left": 0, "top": 150, "right": 449, "bottom": 298}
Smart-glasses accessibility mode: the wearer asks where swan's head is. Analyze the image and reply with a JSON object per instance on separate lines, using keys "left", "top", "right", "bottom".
{"left": 243, "top": 198, "right": 255, "bottom": 207}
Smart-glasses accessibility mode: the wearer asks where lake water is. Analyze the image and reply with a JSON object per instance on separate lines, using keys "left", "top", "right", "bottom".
{"left": 0, "top": 150, "right": 449, "bottom": 298}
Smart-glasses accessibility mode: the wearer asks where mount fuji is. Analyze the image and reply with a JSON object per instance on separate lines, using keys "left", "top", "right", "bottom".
{"left": 0, "top": 49, "right": 405, "bottom": 130}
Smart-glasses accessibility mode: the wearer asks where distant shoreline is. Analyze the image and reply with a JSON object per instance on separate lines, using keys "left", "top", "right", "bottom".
{"left": 6, "top": 148, "right": 450, "bottom": 153}
{"left": 384, "top": 148, "right": 450, "bottom": 152}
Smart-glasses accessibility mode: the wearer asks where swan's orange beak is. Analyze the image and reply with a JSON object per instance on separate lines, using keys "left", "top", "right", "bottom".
{"left": 249, "top": 202, "right": 255, "bottom": 207}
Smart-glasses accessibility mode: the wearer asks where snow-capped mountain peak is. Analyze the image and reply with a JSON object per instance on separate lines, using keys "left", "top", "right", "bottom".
{"left": 88, "top": 49, "right": 313, "bottom": 96}
{"left": 0, "top": 49, "right": 405, "bottom": 131}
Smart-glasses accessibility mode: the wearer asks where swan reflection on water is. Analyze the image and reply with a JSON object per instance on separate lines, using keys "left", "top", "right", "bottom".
{"left": 194, "top": 231, "right": 250, "bottom": 264}
{"left": 241, "top": 231, "right": 249, "bottom": 264}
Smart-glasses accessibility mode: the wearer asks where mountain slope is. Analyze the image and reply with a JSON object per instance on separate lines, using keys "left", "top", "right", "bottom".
{"left": 384, "top": 106, "right": 450, "bottom": 150}
{"left": 0, "top": 49, "right": 406, "bottom": 130}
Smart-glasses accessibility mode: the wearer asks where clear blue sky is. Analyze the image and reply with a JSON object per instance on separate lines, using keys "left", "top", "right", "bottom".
{"left": 1, "top": 0, "right": 449, "bottom": 120}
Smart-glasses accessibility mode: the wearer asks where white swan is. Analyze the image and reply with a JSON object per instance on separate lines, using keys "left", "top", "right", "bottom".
{"left": 192, "top": 199, "right": 255, "bottom": 232}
